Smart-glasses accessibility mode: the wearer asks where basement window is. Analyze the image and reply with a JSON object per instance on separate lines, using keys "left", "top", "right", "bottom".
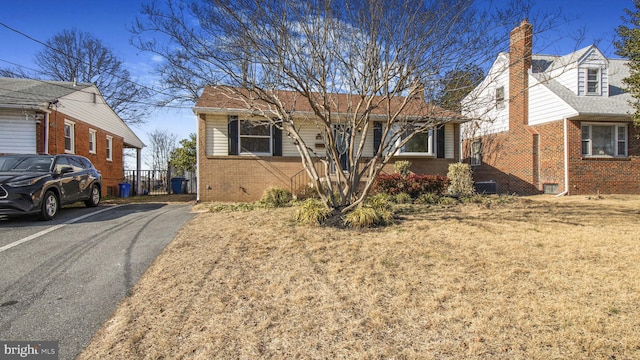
{"left": 543, "top": 183, "right": 558, "bottom": 194}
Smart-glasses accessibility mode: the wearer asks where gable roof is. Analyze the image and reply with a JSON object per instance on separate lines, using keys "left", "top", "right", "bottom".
{"left": 531, "top": 59, "right": 631, "bottom": 117}
{"left": 0, "top": 77, "right": 144, "bottom": 149}
{"left": 528, "top": 45, "right": 632, "bottom": 118}
{"left": 195, "top": 86, "right": 468, "bottom": 122}
{"left": 0, "top": 77, "right": 92, "bottom": 109}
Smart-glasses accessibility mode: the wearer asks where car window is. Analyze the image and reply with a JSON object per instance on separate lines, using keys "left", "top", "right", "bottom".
{"left": 0, "top": 156, "right": 54, "bottom": 172}
{"left": 54, "top": 157, "right": 71, "bottom": 173}
{"left": 68, "top": 157, "right": 85, "bottom": 172}
{"left": 78, "top": 157, "right": 94, "bottom": 169}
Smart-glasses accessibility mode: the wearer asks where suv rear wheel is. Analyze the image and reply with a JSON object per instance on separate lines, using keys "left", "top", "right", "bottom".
{"left": 85, "top": 184, "right": 100, "bottom": 207}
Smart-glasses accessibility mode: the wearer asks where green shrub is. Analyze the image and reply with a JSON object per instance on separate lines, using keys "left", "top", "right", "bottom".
{"left": 366, "top": 193, "right": 393, "bottom": 211}
{"left": 447, "top": 163, "right": 475, "bottom": 196}
{"left": 416, "top": 192, "right": 440, "bottom": 205}
{"left": 394, "top": 160, "right": 412, "bottom": 177}
{"left": 344, "top": 206, "right": 379, "bottom": 228}
{"left": 460, "top": 193, "right": 487, "bottom": 204}
{"left": 438, "top": 196, "right": 459, "bottom": 206}
{"left": 394, "top": 192, "right": 413, "bottom": 204}
{"left": 260, "top": 187, "right": 293, "bottom": 207}
{"left": 294, "top": 198, "right": 331, "bottom": 226}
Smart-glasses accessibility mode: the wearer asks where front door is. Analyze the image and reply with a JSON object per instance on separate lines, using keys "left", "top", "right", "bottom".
{"left": 333, "top": 125, "right": 352, "bottom": 173}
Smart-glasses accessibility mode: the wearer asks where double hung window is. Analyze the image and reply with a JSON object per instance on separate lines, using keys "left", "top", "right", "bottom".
{"left": 587, "top": 68, "right": 600, "bottom": 95}
{"left": 581, "top": 123, "right": 627, "bottom": 157}
{"left": 495, "top": 86, "right": 505, "bottom": 110}
{"left": 227, "top": 116, "right": 282, "bottom": 156}
{"left": 239, "top": 120, "right": 272, "bottom": 155}
{"left": 64, "top": 120, "right": 75, "bottom": 153}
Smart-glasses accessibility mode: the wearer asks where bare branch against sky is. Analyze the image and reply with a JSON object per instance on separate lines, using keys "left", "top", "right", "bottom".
{"left": 132, "top": 0, "right": 557, "bottom": 210}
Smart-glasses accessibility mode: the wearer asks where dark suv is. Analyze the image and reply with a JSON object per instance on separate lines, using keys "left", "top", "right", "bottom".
{"left": 0, "top": 154, "right": 102, "bottom": 220}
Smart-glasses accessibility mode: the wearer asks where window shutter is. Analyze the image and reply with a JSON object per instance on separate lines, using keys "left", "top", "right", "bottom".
{"left": 437, "top": 125, "right": 445, "bottom": 158}
{"left": 373, "top": 122, "right": 382, "bottom": 154}
{"left": 228, "top": 116, "right": 239, "bottom": 155}
{"left": 272, "top": 124, "right": 282, "bottom": 156}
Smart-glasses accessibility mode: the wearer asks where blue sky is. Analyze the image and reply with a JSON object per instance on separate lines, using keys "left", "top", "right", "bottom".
{"left": 0, "top": 0, "right": 633, "bottom": 160}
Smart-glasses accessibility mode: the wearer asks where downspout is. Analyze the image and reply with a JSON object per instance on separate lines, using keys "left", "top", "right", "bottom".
{"left": 458, "top": 123, "right": 463, "bottom": 163}
{"left": 44, "top": 112, "right": 50, "bottom": 154}
{"left": 556, "top": 117, "right": 569, "bottom": 197}
{"left": 195, "top": 112, "right": 200, "bottom": 203}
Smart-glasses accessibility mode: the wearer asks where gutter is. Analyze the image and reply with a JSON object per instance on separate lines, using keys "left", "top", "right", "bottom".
{"left": 556, "top": 117, "right": 569, "bottom": 197}
{"left": 192, "top": 107, "right": 470, "bottom": 124}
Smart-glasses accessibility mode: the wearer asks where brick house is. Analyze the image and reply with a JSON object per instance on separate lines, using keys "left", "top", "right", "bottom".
{"left": 462, "top": 20, "right": 639, "bottom": 195}
{"left": 0, "top": 78, "right": 144, "bottom": 196}
{"left": 194, "top": 86, "right": 467, "bottom": 202}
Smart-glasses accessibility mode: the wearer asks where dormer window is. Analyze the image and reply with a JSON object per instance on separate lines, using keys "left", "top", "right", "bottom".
{"left": 587, "top": 68, "right": 600, "bottom": 95}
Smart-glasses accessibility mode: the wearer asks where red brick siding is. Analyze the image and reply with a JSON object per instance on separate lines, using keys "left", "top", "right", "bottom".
{"left": 46, "top": 110, "right": 124, "bottom": 196}
{"left": 567, "top": 120, "right": 640, "bottom": 194}
{"left": 535, "top": 121, "right": 565, "bottom": 192}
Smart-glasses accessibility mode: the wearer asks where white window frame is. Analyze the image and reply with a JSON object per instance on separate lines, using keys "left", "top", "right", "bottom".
{"left": 89, "top": 129, "right": 97, "bottom": 154}
{"left": 581, "top": 122, "right": 627, "bottom": 157}
{"left": 586, "top": 68, "right": 600, "bottom": 95}
{"left": 495, "top": 86, "right": 505, "bottom": 110}
{"left": 64, "top": 120, "right": 75, "bottom": 154}
{"left": 395, "top": 126, "right": 435, "bottom": 157}
{"left": 238, "top": 119, "right": 272, "bottom": 156}
{"left": 106, "top": 135, "right": 113, "bottom": 161}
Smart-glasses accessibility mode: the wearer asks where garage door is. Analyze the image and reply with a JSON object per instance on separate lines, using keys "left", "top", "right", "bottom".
{"left": 0, "top": 116, "right": 37, "bottom": 154}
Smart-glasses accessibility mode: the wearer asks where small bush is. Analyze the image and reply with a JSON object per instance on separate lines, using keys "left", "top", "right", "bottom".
{"left": 261, "top": 187, "right": 293, "bottom": 207}
{"left": 366, "top": 193, "right": 393, "bottom": 211}
{"left": 394, "top": 160, "right": 412, "bottom": 177}
{"left": 344, "top": 206, "right": 380, "bottom": 228}
{"left": 406, "top": 174, "right": 449, "bottom": 197}
{"left": 416, "top": 192, "right": 440, "bottom": 205}
{"left": 447, "top": 163, "right": 474, "bottom": 196}
{"left": 393, "top": 192, "right": 413, "bottom": 204}
{"left": 438, "top": 196, "right": 459, "bottom": 206}
{"left": 373, "top": 173, "right": 449, "bottom": 198}
{"left": 295, "top": 184, "right": 320, "bottom": 200}
{"left": 460, "top": 193, "right": 487, "bottom": 204}
{"left": 294, "top": 198, "right": 331, "bottom": 226}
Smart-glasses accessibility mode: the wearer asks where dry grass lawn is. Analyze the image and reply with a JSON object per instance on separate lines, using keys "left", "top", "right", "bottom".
{"left": 79, "top": 195, "right": 640, "bottom": 359}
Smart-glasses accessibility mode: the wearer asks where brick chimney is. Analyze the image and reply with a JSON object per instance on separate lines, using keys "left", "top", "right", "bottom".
{"left": 509, "top": 19, "right": 532, "bottom": 128}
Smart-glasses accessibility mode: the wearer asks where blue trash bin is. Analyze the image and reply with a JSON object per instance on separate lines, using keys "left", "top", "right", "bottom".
{"left": 119, "top": 183, "right": 131, "bottom": 198}
{"left": 171, "top": 177, "right": 185, "bottom": 194}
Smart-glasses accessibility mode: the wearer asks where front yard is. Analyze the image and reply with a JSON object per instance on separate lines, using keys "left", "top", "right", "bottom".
{"left": 80, "top": 195, "right": 640, "bottom": 359}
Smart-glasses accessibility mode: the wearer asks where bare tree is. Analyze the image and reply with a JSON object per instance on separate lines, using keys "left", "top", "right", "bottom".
{"left": 34, "top": 29, "right": 150, "bottom": 125}
{"left": 132, "top": 0, "right": 551, "bottom": 211}
{"left": 146, "top": 129, "right": 178, "bottom": 171}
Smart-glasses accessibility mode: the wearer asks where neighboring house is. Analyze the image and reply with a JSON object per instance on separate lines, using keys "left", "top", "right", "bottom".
{"left": 0, "top": 77, "right": 145, "bottom": 196}
{"left": 462, "top": 20, "right": 639, "bottom": 195}
{"left": 194, "top": 87, "right": 467, "bottom": 202}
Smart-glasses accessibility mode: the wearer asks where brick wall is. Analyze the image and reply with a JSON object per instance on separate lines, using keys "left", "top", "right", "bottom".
{"left": 45, "top": 110, "right": 124, "bottom": 196}
{"left": 567, "top": 120, "right": 640, "bottom": 194}
{"left": 536, "top": 121, "right": 565, "bottom": 192}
